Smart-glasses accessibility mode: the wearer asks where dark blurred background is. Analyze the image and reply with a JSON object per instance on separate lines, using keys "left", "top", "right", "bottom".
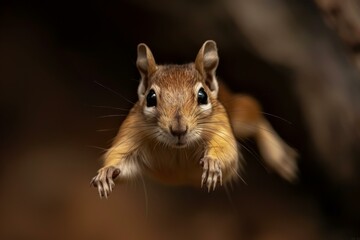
{"left": 0, "top": 0, "right": 360, "bottom": 239}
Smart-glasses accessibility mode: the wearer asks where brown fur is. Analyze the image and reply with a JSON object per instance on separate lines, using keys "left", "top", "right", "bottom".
{"left": 91, "top": 41, "right": 298, "bottom": 198}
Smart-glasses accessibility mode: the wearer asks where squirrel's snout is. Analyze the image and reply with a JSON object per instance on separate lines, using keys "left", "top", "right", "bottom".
{"left": 169, "top": 125, "right": 188, "bottom": 137}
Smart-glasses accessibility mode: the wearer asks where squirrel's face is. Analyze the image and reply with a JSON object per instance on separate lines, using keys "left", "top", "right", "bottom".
{"left": 140, "top": 65, "right": 215, "bottom": 148}
{"left": 136, "top": 40, "right": 220, "bottom": 148}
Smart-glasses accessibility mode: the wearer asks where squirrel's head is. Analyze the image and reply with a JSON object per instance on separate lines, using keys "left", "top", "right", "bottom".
{"left": 136, "top": 40, "right": 221, "bottom": 148}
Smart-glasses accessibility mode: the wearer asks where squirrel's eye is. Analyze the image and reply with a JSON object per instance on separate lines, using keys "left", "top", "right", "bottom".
{"left": 146, "top": 89, "right": 157, "bottom": 107}
{"left": 197, "top": 87, "right": 208, "bottom": 105}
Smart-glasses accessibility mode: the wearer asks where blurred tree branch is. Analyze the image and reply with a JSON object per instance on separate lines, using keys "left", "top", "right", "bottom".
{"left": 315, "top": 0, "right": 360, "bottom": 68}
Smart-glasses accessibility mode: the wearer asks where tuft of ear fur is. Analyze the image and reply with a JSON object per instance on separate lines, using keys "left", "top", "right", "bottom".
{"left": 195, "top": 40, "right": 219, "bottom": 98}
{"left": 136, "top": 43, "right": 157, "bottom": 98}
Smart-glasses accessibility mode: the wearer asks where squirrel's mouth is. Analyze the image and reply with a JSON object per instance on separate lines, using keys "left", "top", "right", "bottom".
{"left": 172, "top": 136, "right": 187, "bottom": 148}
{"left": 175, "top": 142, "right": 186, "bottom": 148}
{"left": 175, "top": 140, "right": 186, "bottom": 148}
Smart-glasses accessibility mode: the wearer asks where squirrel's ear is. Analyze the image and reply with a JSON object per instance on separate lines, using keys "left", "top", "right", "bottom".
{"left": 136, "top": 43, "right": 157, "bottom": 97}
{"left": 195, "top": 40, "right": 219, "bottom": 97}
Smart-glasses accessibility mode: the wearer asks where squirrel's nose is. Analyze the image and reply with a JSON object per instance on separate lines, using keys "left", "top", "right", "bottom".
{"left": 170, "top": 125, "right": 188, "bottom": 137}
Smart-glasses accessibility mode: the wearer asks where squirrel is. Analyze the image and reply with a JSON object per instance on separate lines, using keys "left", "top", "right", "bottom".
{"left": 90, "top": 40, "right": 298, "bottom": 198}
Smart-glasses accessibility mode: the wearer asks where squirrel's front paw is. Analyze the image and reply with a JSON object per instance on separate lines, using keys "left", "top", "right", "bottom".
{"left": 90, "top": 166, "right": 120, "bottom": 199}
{"left": 200, "top": 157, "right": 222, "bottom": 192}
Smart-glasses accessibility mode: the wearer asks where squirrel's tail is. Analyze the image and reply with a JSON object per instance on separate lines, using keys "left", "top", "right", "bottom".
{"left": 218, "top": 82, "right": 298, "bottom": 182}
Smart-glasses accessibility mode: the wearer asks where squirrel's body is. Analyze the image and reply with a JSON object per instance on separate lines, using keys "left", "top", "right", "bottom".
{"left": 91, "top": 41, "right": 297, "bottom": 198}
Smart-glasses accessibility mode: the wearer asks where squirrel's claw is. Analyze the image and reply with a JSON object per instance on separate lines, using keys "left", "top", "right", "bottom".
{"left": 90, "top": 166, "right": 120, "bottom": 199}
{"left": 200, "top": 157, "right": 222, "bottom": 192}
